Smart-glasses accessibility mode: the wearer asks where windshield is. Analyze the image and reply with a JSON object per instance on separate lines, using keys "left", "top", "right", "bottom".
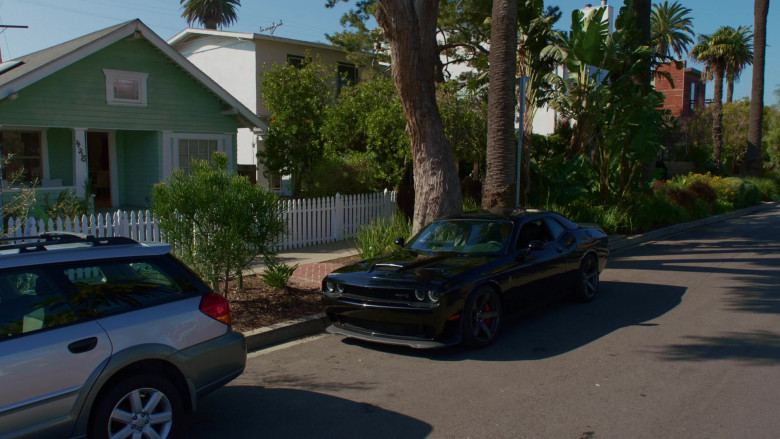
{"left": 409, "top": 219, "right": 513, "bottom": 254}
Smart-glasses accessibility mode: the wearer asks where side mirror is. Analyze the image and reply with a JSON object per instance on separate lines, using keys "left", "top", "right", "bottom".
{"left": 394, "top": 237, "right": 405, "bottom": 248}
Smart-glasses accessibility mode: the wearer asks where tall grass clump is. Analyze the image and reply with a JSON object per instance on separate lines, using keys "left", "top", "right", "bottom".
{"left": 353, "top": 211, "right": 412, "bottom": 259}
{"left": 743, "top": 176, "right": 780, "bottom": 201}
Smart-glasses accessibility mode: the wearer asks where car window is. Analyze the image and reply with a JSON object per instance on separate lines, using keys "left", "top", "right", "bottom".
{"left": 0, "top": 269, "right": 79, "bottom": 339}
{"left": 62, "top": 257, "right": 203, "bottom": 318}
{"left": 544, "top": 217, "right": 567, "bottom": 240}
{"left": 410, "top": 220, "right": 513, "bottom": 253}
{"left": 516, "top": 219, "right": 554, "bottom": 249}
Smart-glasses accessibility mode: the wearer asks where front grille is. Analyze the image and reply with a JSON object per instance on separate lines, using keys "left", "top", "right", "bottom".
{"left": 343, "top": 285, "right": 414, "bottom": 302}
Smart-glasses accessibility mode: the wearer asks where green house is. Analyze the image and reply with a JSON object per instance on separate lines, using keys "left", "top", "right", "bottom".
{"left": 0, "top": 19, "right": 264, "bottom": 211}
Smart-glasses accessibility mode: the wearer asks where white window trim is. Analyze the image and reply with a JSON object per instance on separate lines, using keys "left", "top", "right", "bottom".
{"left": 103, "top": 69, "right": 149, "bottom": 106}
{"left": 162, "top": 132, "right": 233, "bottom": 180}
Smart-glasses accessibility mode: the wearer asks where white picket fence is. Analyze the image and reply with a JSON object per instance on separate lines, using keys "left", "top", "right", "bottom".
{"left": 2, "top": 190, "right": 396, "bottom": 250}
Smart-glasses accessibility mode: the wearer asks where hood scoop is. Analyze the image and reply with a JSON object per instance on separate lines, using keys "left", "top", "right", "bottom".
{"left": 372, "top": 263, "right": 404, "bottom": 272}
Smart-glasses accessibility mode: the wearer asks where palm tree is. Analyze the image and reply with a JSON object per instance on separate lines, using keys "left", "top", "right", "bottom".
{"left": 180, "top": 0, "right": 241, "bottom": 30}
{"left": 723, "top": 26, "right": 753, "bottom": 103}
{"left": 483, "top": 0, "right": 518, "bottom": 209}
{"left": 690, "top": 26, "right": 749, "bottom": 173}
{"left": 745, "top": 0, "right": 769, "bottom": 176}
{"left": 650, "top": 0, "right": 695, "bottom": 60}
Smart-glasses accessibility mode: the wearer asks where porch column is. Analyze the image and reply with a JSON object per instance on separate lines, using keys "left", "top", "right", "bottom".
{"left": 73, "top": 128, "right": 88, "bottom": 197}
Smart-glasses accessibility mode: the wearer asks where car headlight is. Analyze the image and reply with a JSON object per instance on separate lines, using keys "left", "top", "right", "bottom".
{"left": 337, "top": 283, "right": 345, "bottom": 293}
{"left": 428, "top": 290, "right": 440, "bottom": 303}
{"left": 414, "top": 290, "right": 426, "bottom": 301}
{"left": 325, "top": 281, "right": 336, "bottom": 293}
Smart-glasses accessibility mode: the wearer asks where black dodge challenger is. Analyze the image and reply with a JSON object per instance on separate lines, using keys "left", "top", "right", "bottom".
{"left": 322, "top": 210, "right": 608, "bottom": 349}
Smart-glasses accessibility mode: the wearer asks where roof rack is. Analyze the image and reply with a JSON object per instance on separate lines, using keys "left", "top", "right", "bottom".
{"left": 0, "top": 233, "right": 140, "bottom": 253}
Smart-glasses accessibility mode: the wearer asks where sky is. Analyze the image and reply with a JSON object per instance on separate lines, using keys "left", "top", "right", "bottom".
{"left": 0, "top": 0, "right": 777, "bottom": 106}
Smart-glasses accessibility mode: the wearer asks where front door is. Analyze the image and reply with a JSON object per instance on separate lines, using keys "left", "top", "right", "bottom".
{"left": 87, "top": 132, "right": 111, "bottom": 208}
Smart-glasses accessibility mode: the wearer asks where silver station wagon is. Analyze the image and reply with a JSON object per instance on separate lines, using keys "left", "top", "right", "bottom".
{"left": 0, "top": 233, "right": 246, "bottom": 438}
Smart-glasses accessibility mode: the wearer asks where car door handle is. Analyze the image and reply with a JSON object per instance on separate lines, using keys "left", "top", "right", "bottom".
{"left": 68, "top": 337, "right": 98, "bottom": 354}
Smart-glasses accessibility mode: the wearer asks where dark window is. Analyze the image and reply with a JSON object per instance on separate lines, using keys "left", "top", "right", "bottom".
{"left": 337, "top": 63, "right": 358, "bottom": 94}
{"left": 287, "top": 55, "right": 305, "bottom": 68}
{"left": 60, "top": 256, "right": 207, "bottom": 318}
{"left": 0, "top": 269, "right": 78, "bottom": 339}
{"left": 544, "top": 217, "right": 566, "bottom": 240}
{"left": 1, "top": 131, "right": 42, "bottom": 183}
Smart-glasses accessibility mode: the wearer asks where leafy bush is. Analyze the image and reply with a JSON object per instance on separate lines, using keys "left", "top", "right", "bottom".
{"left": 44, "top": 190, "right": 89, "bottom": 220}
{"left": 152, "top": 152, "right": 286, "bottom": 298}
{"left": 462, "top": 196, "right": 481, "bottom": 213}
{"left": 261, "top": 263, "right": 299, "bottom": 289}
{"left": 354, "top": 211, "right": 412, "bottom": 259}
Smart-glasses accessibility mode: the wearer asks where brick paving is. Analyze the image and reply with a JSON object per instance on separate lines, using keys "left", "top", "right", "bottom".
{"left": 289, "top": 262, "right": 344, "bottom": 288}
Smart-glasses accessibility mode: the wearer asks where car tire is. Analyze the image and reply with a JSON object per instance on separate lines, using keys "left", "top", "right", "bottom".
{"left": 575, "top": 254, "right": 600, "bottom": 302}
{"left": 461, "top": 286, "right": 502, "bottom": 348}
{"left": 89, "top": 373, "right": 183, "bottom": 439}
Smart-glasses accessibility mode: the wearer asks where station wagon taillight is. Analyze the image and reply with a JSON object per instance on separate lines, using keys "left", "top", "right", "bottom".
{"left": 199, "top": 292, "right": 232, "bottom": 326}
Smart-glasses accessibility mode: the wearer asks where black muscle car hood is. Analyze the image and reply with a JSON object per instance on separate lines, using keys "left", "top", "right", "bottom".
{"left": 330, "top": 250, "right": 497, "bottom": 285}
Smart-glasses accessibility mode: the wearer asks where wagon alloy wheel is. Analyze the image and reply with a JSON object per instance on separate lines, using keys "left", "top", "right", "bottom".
{"left": 90, "top": 374, "right": 183, "bottom": 439}
{"left": 462, "top": 287, "right": 502, "bottom": 348}
{"left": 576, "top": 254, "right": 600, "bottom": 302}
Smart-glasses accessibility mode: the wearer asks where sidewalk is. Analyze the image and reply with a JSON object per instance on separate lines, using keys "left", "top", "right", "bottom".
{"left": 244, "top": 239, "right": 359, "bottom": 287}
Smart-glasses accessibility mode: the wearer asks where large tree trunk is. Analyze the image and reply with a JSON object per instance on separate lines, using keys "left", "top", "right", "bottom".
{"left": 375, "top": 0, "right": 462, "bottom": 233}
{"left": 482, "top": 0, "right": 518, "bottom": 210}
{"left": 712, "top": 69, "right": 725, "bottom": 174}
{"left": 726, "top": 79, "right": 734, "bottom": 103}
{"left": 745, "top": 0, "right": 769, "bottom": 176}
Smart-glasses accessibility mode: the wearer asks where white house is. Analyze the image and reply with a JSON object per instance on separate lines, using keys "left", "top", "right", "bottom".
{"left": 168, "top": 29, "right": 360, "bottom": 194}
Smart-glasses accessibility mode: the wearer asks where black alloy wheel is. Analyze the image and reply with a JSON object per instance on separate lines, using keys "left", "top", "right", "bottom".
{"left": 462, "top": 286, "right": 502, "bottom": 348}
{"left": 576, "top": 254, "right": 600, "bottom": 302}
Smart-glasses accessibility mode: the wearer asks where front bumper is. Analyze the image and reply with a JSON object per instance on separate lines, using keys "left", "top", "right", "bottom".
{"left": 322, "top": 296, "right": 463, "bottom": 349}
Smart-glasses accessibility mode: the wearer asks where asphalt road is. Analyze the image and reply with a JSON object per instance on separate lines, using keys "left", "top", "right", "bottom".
{"left": 184, "top": 207, "right": 780, "bottom": 439}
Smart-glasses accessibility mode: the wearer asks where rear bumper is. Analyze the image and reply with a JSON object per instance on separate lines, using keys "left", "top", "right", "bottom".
{"left": 178, "top": 330, "right": 246, "bottom": 404}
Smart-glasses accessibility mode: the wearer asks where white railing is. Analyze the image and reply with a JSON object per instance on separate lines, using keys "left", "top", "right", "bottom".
{"left": 2, "top": 190, "right": 397, "bottom": 250}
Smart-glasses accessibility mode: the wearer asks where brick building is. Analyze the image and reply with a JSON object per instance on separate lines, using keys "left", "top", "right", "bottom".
{"left": 655, "top": 61, "right": 706, "bottom": 121}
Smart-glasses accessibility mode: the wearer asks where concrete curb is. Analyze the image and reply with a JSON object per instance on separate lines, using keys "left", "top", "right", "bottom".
{"left": 243, "top": 312, "right": 329, "bottom": 352}
{"left": 242, "top": 201, "right": 779, "bottom": 352}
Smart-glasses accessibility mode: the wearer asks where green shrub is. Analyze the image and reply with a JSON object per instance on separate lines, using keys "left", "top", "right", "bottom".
{"left": 463, "top": 196, "right": 481, "bottom": 213}
{"left": 743, "top": 176, "right": 780, "bottom": 201}
{"left": 354, "top": 210, "right": 412, "bottom": 259}
{"left": 261, "top": 263, "right": 299, "bottom": 289}
{"left": 44, "top": 190, "right": 89, "bottom": 220}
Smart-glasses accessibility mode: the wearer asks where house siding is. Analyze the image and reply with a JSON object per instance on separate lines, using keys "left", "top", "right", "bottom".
{"left": 47, "top": 128, "right": 74, "bottom": 185}
{"left": 0, "top": 39, "right": 237, "bottom": 133}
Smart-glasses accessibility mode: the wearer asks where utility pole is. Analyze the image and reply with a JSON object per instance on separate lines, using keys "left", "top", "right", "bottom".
{"left": 0, "top": 24, "right": 28, "bottom": 63}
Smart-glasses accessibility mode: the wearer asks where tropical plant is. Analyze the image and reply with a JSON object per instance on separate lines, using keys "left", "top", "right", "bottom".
{"left": 542, "top": 1, "right": 670, "bottom": 200}
{"left": 260, "top": 263, "right": 299, "bottom": 289}
{"left": 517, "top": 0, "right": 561, "bottom": 205}
{"left": 722, "top": 26, "right": 754, "bottom": 104}
{"left": 258, "top": 57, "right": 334, "bottom": 197}
{"left": 151, "top": 152, "right": 285, "bottom": 298}
{"left": 353, "top": 211, "right": 412, "bottom": 259}
{"left": 745, "top": 0, "right": 770, "bottom": 176}
{"left": 690, "top": 26, "right": 747, "bottom": 173}
{"left": 650, "top": 0, "right": 695, "bottom": 60}
{"left": 180, "top": 0, "right": 241, "bottom": 29}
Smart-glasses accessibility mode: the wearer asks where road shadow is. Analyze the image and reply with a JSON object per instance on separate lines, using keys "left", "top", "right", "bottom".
{"left": 182, "top": 386, "right": 432, "bottom": 438}
{"left": 655, "top": 330, "right": 780, "bottom": 365}
{"left": 343, "top": 280, "right": 686, "bottom": 362}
